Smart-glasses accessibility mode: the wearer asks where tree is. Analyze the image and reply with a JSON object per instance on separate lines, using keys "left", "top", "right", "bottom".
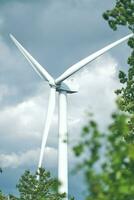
{"left": 103, "top": 0, "right": 134, "bottom": 141}
{"left": 73, "top": 1, "right": 134, "bottom": 199}
{"left": 73, "top": 111, "right": 134, "bottom": 200}
{"left": 0, "top": 168, "right": 75, "bottom": 200}
{"left": 0, "top": 190, "right": 7, "bottom": 200}
{"left": 9, "top": 168, "right": 65, "bottom": 200}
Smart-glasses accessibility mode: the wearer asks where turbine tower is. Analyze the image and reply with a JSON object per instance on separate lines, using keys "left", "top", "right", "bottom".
{"left": 10, "top": 33, "right": 133, "bottom": 200}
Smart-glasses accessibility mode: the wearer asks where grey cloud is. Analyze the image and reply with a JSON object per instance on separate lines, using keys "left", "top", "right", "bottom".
{"left": 0, "top": 0, "right": 126, "bottom": 75}
{"left": 0, "top": 0, "right": 130, "bottom": 109}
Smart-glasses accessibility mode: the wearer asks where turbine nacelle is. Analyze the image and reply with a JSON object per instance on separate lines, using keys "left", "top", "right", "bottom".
{"left": 56, "top": 79, "right": 79, "bottom": 93}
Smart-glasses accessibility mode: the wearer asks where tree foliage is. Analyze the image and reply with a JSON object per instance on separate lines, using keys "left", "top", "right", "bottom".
{"left": 103, "top": 0, "right": 134, "bottom": 117}
{"left": 0, "top": 190, "right": 7, "bottom": 200}
{"left": 10, "top": 168, "right": 65, "bottom": 200}
{"left": 0, "top": 168, "right": 65, "bottom": 200}
{"left": 103, "top": 0, "right": 134, "bottom": 31}
{"left": 73, "top": 112, "right": 134, "bottom": 200}
{"left": 73, "top": 1, "right": 134, "bottom": 199}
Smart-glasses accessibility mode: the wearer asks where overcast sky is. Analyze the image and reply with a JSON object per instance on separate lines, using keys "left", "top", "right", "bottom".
{"left": 0, "top": 0, "right": 132, "bottom": 199}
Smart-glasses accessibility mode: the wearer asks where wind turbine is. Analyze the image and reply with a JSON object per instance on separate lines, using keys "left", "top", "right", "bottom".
{"left": 10, "top": 33, "right": 133, "bottom": 199}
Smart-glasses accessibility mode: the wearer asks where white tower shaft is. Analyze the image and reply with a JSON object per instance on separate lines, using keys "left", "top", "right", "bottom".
{"left": 58, "top": 91, "right": 68, "bottom": 199}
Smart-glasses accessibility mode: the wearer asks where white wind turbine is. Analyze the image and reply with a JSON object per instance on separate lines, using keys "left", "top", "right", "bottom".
{"left": 10, "top": 33, "right": 133, "bottom": 200}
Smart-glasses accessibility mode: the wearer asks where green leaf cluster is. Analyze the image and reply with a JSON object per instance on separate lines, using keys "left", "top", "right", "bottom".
{"left": 103, "top": 0, "right": 134, "bottom": 140}
{"left": 103, "top": 0, "right": 134, "bottom": 31}
{"left": 73, "top": 1, "right": 134, "bottom": 199}
{"left": 0, "top": 168, "right": 65, "bottom": 200}
{"left": 0, "top": 190, "right": 7, "bottom": 200}
{"left": 73, "top": 111, "right": 134, "bottom": 200}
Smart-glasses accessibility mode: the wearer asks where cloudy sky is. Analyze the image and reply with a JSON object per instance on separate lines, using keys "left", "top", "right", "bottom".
{"left": 0, "top": 0, "right": 132, "bottom": 199}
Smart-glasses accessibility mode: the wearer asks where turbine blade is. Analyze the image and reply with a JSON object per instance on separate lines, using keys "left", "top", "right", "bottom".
{"left": 10, "top": 34, "right": 54, "bottom": 84}
{"left": 38, "top": 87, "right": 56, "bottom": 169}
{"left": 55, "top": 33, "right": 133, "bottom": 84}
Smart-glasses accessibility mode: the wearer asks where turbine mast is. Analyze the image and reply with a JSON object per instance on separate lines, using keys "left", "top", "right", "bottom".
{"left": 58, "top": 91, "right": 68, "bottom": 199}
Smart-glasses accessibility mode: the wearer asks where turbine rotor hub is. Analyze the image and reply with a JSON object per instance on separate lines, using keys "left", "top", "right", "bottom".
{"left": 56, "top": 79, "right": 79, "bottom": 94}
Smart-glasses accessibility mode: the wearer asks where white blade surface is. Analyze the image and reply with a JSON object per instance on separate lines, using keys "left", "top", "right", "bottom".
{"left": 55, "top": 33, "right": 133, "bottom": 84}
{"left": 38, "top": 87, "right": 56, "bottom": 169}
{"left": 10, "top": 34, "right": 54, "bottom": 84}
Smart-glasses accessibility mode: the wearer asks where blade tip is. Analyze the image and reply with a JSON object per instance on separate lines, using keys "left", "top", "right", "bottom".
{"left": 9, "top": 34, "right": 14, "bottom": 40}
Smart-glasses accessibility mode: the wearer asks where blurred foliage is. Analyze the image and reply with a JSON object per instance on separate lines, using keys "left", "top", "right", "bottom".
{"left": 0, "top": 190, "right": 7, "bottom": 200}
{"left": 73, "top": 1, "right": 134, "bottom": 199}
{"left": 73, "top": 111, "right": 134, "bottom": 200}
{"left": 103, "top": 0, "right": 134, "bottom": 136}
